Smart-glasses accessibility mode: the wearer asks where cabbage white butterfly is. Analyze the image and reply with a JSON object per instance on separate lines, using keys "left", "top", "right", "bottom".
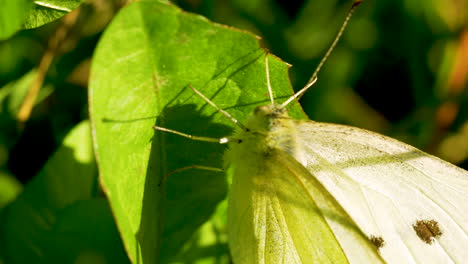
{"left": 154, "top": 2, "right": 468, "bottom": 263}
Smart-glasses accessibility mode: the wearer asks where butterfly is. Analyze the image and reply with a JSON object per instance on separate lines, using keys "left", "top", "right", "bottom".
{"left": 154, "top": 2, "right": 468, "bottom": 263}
{"left": 155, "top": 54, "right": 468, "bottom": 263}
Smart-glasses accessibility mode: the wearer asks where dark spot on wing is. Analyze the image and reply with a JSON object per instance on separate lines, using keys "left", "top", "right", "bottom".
{"left": 369, "top": 235, "right": 385, "bottom": 249}
{"left": 413, "top": 219, "right": 442, "bottom": 244}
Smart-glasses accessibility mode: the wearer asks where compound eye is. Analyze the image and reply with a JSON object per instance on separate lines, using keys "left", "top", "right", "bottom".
{"left": 253, "top": 106, "right": 262, "bottom": 114}
{"left": 254, "top": 105, "right": 269, "bottom": 115}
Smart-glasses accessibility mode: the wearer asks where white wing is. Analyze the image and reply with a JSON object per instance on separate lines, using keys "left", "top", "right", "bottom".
{"left": 297, "top": 122, "right": 468, "bottom": 264}
{"left": 228, "top": 150, "right": 384, "bottom": 264}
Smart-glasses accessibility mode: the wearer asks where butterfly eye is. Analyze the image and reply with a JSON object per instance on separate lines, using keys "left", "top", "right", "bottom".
{"left": 254, "top": 105, "right": 271, "bottom": 115}
{"left": 254, "top": 106, "right": 262, "bottom": 114}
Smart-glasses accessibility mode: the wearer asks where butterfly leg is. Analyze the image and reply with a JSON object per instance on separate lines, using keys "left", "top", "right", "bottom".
{"left": 153, "top": 125, "right": 228, "bottom": 186}
{"left": 153, "top": 125, "right": 229, "bottom": 144}
{"left": 159, "top": 164, "right": 224, "bottom": 186}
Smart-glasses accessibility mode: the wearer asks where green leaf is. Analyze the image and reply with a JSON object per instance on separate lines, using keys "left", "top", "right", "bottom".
{"left": 0, "top": 0, "right": 33, "bottom": 40}
{"left": 89, "top": 0, "right": 305, "bottom": 263}
{"left": 0, "top": 0, "right": 83, "bottom": 40}
{"left": 0, "top": 171, "right": 22, "bottom": 210}
{"left": 0, "top": 121, "right": 129, "bottom": 264}
{"left": 23, "top": 0, "right": 84, "bottom": 29}
{"left": 171, "top": 200, "right": 230, "bottom": 264}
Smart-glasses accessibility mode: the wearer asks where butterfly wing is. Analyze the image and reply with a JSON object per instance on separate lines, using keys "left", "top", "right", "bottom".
{"left": 297, "top": 122, "right": 468, "bottom": 263}
{"left": 228, "top": 149, "right": 384, "bottom": 264}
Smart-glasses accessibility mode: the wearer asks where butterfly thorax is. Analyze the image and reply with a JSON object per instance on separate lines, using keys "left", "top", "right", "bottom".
{"left": 225, "top": 104, "right": 303, "bottom": 170}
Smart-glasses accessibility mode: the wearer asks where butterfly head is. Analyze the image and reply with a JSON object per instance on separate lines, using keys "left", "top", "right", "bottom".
{"left": 226, "top": 103, "right": 297, "bottom": 167}
{"left": 244, "top": 104, "right": 289, "bottom": 133}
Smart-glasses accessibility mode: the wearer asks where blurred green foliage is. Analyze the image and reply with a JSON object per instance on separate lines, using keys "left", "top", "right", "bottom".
{"left": 0, "top": 0, "right": 467, "bottom": 263}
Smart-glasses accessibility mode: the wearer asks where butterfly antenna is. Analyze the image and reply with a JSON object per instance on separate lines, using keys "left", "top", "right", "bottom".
{"left": 265, "top": 54, "right": 275, "bottom": 105}
{"left": 280, "top": 0, "right": 363, "bottom": 109}
{"left": 189, "top": 85, "right": 247, "bottom": 131}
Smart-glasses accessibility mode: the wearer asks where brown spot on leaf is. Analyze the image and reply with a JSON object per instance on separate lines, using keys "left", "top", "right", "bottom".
{"left": 413, "top": 219, "right": 442, "bottom": 244}
{"left": 369, "top": 235, "right": 385, "bottom": 249}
